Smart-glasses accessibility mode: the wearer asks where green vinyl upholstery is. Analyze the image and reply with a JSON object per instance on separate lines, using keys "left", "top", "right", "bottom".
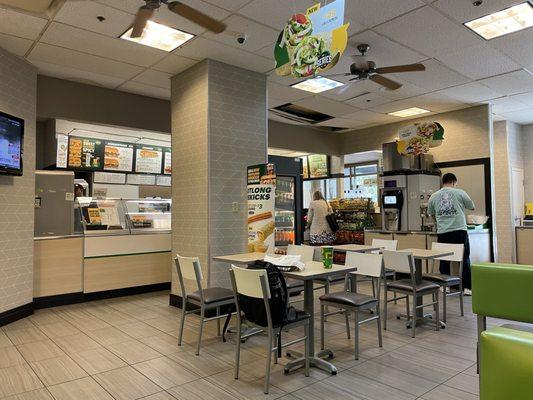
{"left": 472, "top": 263, "right": 533, "bottom": 323}
{"left": 480, "top": 327, "right": 533, "bottom": 400}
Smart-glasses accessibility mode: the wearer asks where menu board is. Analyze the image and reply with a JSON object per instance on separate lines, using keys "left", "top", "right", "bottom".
{"left": 94, "top": 171, "right": 126, "bottom": 184}
{"left": 68, "top": 137, "right": 104, "bottom": 170}
{"left": 307, "top": 154, "right": 329, "bottom": 178}
{"left": 56, "top": 134, "right": 68, "bottom": 168}
{"left": 163, "top": 148, "right": 171, "bottom": 175}
{"left": 135, "top": 145, "right": 162, "bottom": 174}
{"left": 127, "top": 173, "right": 156, "bottom": 185}
{"left": 156, "top": 175, "right": 171, "bottom": 186}
{"left": 104, "top": 141, "right": 134, "bottom": 172}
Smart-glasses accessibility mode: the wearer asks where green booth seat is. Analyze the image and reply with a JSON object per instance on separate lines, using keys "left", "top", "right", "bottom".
{"left": 480, "top": 326, "right": 533, "bottom": 400}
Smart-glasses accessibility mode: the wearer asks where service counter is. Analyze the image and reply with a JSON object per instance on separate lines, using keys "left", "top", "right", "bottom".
{"left": 516, "top": 226, "right": 533, "bottom": 265}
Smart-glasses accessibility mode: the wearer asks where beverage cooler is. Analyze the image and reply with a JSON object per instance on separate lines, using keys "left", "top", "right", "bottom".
{"left": 268, "top": 155, "right": 304, "bottom": 249}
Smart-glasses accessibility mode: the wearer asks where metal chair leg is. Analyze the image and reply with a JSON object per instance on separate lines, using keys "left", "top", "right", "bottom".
{"left": 234, "top": 317, "right": 242, "bottom": 379}
{"left": 196, "top": 306, "right": 205, "bottom": 356}
{"left": 320, "top": 304, "right": 325, "bottom": 351}
{"left": 217, "top": 306, "right": 221, "bottom": 337}
{"left": 273, "top": 335, "right": 278, "bottom": 364}
{"left": 345, "top": 309, "right": 351, "bottom": 340}
{"left": 411, "top": 295, "right": 416, "bottom": 338}
{"left": 178, "top": 300, "right": 186, "bottom": 346}
{"left": 264, "top": 331, "right": 273, "bottom": 394}
{"left": 324, "top": 281, "right": 330, "bottom": 320}
{"left": 383, "top": 287, "right": 388, "bottom": 331}
{"left": 459, "top": 283, "right": 465, "bottom": 317}
{"left": 442, "top": 285, "right": 447, "bottom": 323}
{"left": 406, "top": 295, "right": 410, "bottom": 321}
{"left": 304, "top": 322, "right": 310, "bottom": 377}
{"left": 354, "top": 311, "right": 359, "bottom": 360}
{"left": 435, "top": 292, "right": 440, "bottom": 332}
{"left": 376, "top": 304, "right": 383, "bottom": 348}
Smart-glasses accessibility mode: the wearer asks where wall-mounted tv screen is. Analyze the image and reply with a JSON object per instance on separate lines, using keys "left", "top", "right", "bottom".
{"left": 0, "top": 111, "right": 24, "bottom": 176}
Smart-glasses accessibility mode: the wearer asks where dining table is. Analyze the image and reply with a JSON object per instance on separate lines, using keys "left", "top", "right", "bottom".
{"left": 212, "top": 252, "right": 357, "bottom": 375}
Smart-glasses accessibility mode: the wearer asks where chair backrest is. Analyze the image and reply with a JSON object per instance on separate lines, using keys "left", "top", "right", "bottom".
{"left": 382, "top": 250, "right": 414, "bottom": 275}
{"left": 431, "top": 242, "right": 464, "bottom": 263}
{"left": 346, "top": 252, "right": 383, "bottom": 278}
{"left": 230, "top": 265, "right": 270, "bottom": 299}
{"left": 175, "top": 255, "right": 202, "bottom": 281}
{"left": 372, "top": 239, "right": 398, "bottom": 251}
{"left": 287, "top": 244, "right": 315, "bottom": 262}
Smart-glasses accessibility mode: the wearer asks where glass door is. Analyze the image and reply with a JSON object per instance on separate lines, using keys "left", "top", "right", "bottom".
{"left": 275, "top": 176, "right": 296, "bottom": 249}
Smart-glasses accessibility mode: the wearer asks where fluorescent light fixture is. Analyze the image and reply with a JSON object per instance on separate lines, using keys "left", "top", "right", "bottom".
{"left": 291, "top": 76, "right": 344, "bottom": 93}
{"left": 121, "top": 20, "right": 194, "bottom": 52}
{"left": 388, "top": 107, "right": 430, "bottom": 118}
{"left": 464, "top": 2, "right": 533, "bottom": 40}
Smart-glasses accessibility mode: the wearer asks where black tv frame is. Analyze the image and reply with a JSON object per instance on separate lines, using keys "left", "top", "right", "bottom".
{"left": 0, "top": 110, "right": 24, "bottom": 176}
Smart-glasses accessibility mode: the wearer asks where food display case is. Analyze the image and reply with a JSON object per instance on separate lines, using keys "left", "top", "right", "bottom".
{"left": 124, "top": 199, "right": 171, "bottom": 233}
{"left": 77, "top": 197, "right": 128, "bottom": 234}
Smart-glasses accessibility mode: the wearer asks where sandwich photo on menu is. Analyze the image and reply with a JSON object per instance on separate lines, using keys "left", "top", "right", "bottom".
{"left": 103, "top": 142, "right": 133, "bottom": 172}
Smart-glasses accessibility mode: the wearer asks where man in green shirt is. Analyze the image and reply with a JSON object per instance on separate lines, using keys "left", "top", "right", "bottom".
{"left": 428, "top": 173, "right": 475, "bottom": 294}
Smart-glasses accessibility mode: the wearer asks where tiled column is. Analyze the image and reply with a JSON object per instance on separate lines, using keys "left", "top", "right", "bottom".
{"left": 170, "top": 59, "right": 267, "bottom": 300}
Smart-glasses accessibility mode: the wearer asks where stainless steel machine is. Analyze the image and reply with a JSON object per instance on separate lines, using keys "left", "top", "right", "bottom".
{"left": 380, "top": 173, "right": 440, "bottom": 231}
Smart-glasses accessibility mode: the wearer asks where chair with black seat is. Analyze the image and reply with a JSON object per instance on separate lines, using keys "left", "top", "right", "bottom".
{"left": 319, "top": 252, "right": 383, "bottom": 360}
{"left": 423, "top": 242, "right": 464, "bottom": 323}
{"left": 230, "top": 265, "right": 310, "bottom": 394}
{"left": 371, "top": 239, "right": 398, "bottom": 297}
{"left": 383, "top": 250, "right": 440, "bottom": 338}
{"left": 175, "top": 255, "right": 236, "bottom": 356}
{"left": 285, "top": 244, "right": 314, "bottom": 298}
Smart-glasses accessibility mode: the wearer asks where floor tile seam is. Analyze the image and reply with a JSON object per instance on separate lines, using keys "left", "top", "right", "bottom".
{"left": 102, "top": 342, "right": 163, "bottom": 366}
{"left": 406, "top": 341, "right": 478, "bottom": 363}
{"left": 204, "top": 370, "right": 289, "bottom": 399}
{"left": 414, "top": 361, "right": 479, "bottom": 399}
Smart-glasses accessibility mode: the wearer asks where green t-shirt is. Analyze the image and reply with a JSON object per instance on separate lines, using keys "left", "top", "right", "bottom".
{"left": 428, "top": 187, "right": 475, "bottom": 234}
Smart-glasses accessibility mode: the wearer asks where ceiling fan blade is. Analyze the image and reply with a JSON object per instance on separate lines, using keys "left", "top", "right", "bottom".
{"left": 323, "top": 73, "right": 352, "bottom": 78}
{"left": 168, "top": 1, "right": 226, "bottom": 33}
{"left": 131, "top": 6, "right": 154, "bottom": 38}
{"left": 370, "top": 74, "right": 402, "bottom": 90}
{"left": 375, "top": 63, "right": 426, "bottom": 74}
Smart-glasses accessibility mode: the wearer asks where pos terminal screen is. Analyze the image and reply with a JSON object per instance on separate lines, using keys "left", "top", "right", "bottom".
{"left": 384, "top": 195, "right": 397, "bottom": 205}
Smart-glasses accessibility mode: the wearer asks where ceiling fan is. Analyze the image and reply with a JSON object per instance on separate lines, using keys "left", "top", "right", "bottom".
{"left": 326, "top": 44, "right": 425, "bottom": 92}
{"left": 130, "top": 0, "right": 226, "bottom": 38}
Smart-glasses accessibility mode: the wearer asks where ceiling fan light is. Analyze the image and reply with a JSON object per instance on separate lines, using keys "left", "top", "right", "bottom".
{"left": 464, "top": 2, "right": 533, "bottom": 40}
{"left": 121, "top": 20, "right": 194, "bottom": 52}
{"left": 291, "top": 76, "right": 344, "bottom": 93}
{"left": 388, "top": 107, "right": 430, "bottom": 117}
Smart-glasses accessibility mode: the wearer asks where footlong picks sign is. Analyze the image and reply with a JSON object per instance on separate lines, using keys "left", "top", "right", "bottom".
{"left": 274, "top": 0, "right": 350, "bottom": 78}
{"left": 247, "top": 164, "right": 276, "bottom": 254}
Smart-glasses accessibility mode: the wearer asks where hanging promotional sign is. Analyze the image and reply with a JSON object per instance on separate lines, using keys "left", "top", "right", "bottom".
{"left": 396, "top": 122, "right": 445, "bottom": 156}
{"left": 274, "top": 0, "right": 349, "bottom": 78}
{"left": 247, "top": 163, "right": 276, "bottom": 253}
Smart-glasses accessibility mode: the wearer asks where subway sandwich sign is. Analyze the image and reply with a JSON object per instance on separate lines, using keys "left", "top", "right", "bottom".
{"left": 396, "top": 122, "right": 445, "bottom": 156}
{"left": 274, "top": 0, "right": 349, "bottom": 78}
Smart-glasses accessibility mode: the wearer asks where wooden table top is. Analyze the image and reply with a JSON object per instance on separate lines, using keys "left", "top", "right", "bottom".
{"left": 400, "top": 248, "right": 454, "bottom": 260}
{"left": 282, "top": 261, "right": 356, "bottom": 280}
{"left": 331, "top": 244, "right": 381, "bottom": 253}
{"left": 212, "top": 252, "right": 266, "bottom": 264}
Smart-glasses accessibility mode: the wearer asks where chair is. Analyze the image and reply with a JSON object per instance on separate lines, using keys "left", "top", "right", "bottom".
{"left": 371, "top": 238, "right": 398, "bottom": 292}
{"left": 423, "top": 242, "right": 465, "bottom": 323}
{"left": 319, "top": 252, "right": 383, "bottom": 360}
{"left": 285, "top": 244, "right": 313, "bottom": 297}
{"left": 175, "top": 255, "right": 236, "bottom": 355}
{"left": 230, "top": 266, "right": 310, "bottom": 394}
{"left": 382, "top": 250, "right": 440, "bottom": 338}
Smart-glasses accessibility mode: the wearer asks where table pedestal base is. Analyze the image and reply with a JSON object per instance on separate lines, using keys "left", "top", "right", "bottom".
{"left": 284, "top": 356, "right": 338, "bottom": 375}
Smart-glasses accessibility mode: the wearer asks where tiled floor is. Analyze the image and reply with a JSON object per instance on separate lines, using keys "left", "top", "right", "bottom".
{"left": 0, "top": 283, "right": 491, "bottom": 400}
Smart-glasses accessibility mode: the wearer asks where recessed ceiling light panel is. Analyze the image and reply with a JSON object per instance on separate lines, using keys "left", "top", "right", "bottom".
{"left": 388, "top": 107, "right": 430, "bottom": 117}
{"left": 291, "top": 76, "right": 344, "bottom": 93}
{"left": 464, "top": 2, "right": 533, "bottom": 40}
{"left": 121, "top": 20, "right": 194, "bottom": 52}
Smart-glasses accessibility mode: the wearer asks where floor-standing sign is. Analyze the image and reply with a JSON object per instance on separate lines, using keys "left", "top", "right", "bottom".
{"left": 247, "top": 164, "right": 276, "bottom": 253}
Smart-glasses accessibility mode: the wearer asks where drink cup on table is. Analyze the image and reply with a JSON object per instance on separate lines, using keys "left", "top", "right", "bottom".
{"left": 322, "top": 246, "right": 333, "bottom": 269}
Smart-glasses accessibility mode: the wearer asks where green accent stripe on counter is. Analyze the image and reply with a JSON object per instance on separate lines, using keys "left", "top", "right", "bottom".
{"left": 85, "top": 250, "right": 171, "bottom": 259}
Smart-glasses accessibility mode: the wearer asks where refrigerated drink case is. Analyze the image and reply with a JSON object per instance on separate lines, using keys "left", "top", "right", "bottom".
{"left": 275, "top": 176, "right": 296, "bottom": 247}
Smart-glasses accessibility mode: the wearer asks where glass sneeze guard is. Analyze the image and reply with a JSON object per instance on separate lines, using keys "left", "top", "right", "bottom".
{"left": 123, "top": 198, "right": 172, "bottom": 233}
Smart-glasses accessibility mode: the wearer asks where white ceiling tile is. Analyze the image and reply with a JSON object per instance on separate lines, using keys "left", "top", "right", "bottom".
{"left": 377, "top": 80, "right": 429, "bottom": 100}
{"left": 97, "top": 0, "right": 231, "bottom": 36}
{"left": 433, "top": 0, "right": 521, "bottom": 24}
{"left": 238, "top": 0, "right": 316, "bottom": 29}
{"left": 320, "top": 80, "right": 378, "bottom": 102}
{"left": 54, "top": 1, "right": 134, "bottom": 37}
{"left": 31, "top": 60, "right": 126, "bottom": 88}
{"left": 268, "top": 96, "right": 288, "bottom": 108}
{"left": 490, "top": 28, "right": 533, "bottom": 68}
{"left": 510, "top": 91, "right": 533, "bottom": 106}
{"left": 151, "top": 55, "right": 198, "bottom": 75}
{"left": 348, "top": 30, "right": 427, "bottom": 67}
{"left": 0, "top": 6, "right": 47, "bottom": 39}
{"left": 202, "top": 0, "right": 251, "bottom": 12}
{"left": 316, "top": 117, "right": 356, "bottom": 128}
{"left": 118, "top": 81, "right": 170, "bottom": 100}
{"left": 268, "top": 82, "right": 310, "bottom": 102}
{"left": 0, "top": 0, "right": 54, "bottom": 14}
{"left": 40, "top": 22, "right": 168, "bottom": 67}
{"left": 488, "top": 96, "right": 530, "bottom": 114}
{"left": 255, "top": 42, "right": 276, "bottom": 59}
{"left": 345, "top": 92, "right": 391, "bottom": 109}
{"left": 342, "top": 109, "right": 400, "bottom": 123}
{"left": 202, "top": 15, "right": 279, "bottom": 52}
{"left": 293, "top": 96, "right": 359, "bottom": 117}
{"left": 409, "top": 92, "right": 468, "bottom": 112}
{"left": 478, "top": 69, "right": 533, "bottom": 95}
{"left": 375, "top": 6, "right": 482, "bottom": 58}
{"left": 0, "top": 32, "right": 32, "bottom": 56}
{"left": 437, "top": 82, "right": 501, "bottom": 102}
{"left": 371, "top": 98, "right": 421, "bottom": 113}
{"left": 387, "top": 59, "right": 471, "bottom": 91}
{"left": 132, "top": 69, "right": 171, "bottom": 89}
{"left": 436, "top": 43, "right": 520, "bottom": 80}
{"left": 28, "top": 43, "right": 144, "bottom": 80}
{"left": 173, "top": 37, "right": 274, "bottom": 72}
{"left": 498, "top": 108, "right": 533, "bottom": 124}
{"left": 345, "top": 0, "right": 424, "bottom": 28}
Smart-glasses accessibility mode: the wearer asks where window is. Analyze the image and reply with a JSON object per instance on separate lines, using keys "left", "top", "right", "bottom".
{"left": 344, "top": 162, "right": 379, "bottom": 204}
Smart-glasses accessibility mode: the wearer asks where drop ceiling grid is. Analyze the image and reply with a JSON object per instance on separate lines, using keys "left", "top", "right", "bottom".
{"left": 0, "top": 0, "right": 531, "bottom": 122}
